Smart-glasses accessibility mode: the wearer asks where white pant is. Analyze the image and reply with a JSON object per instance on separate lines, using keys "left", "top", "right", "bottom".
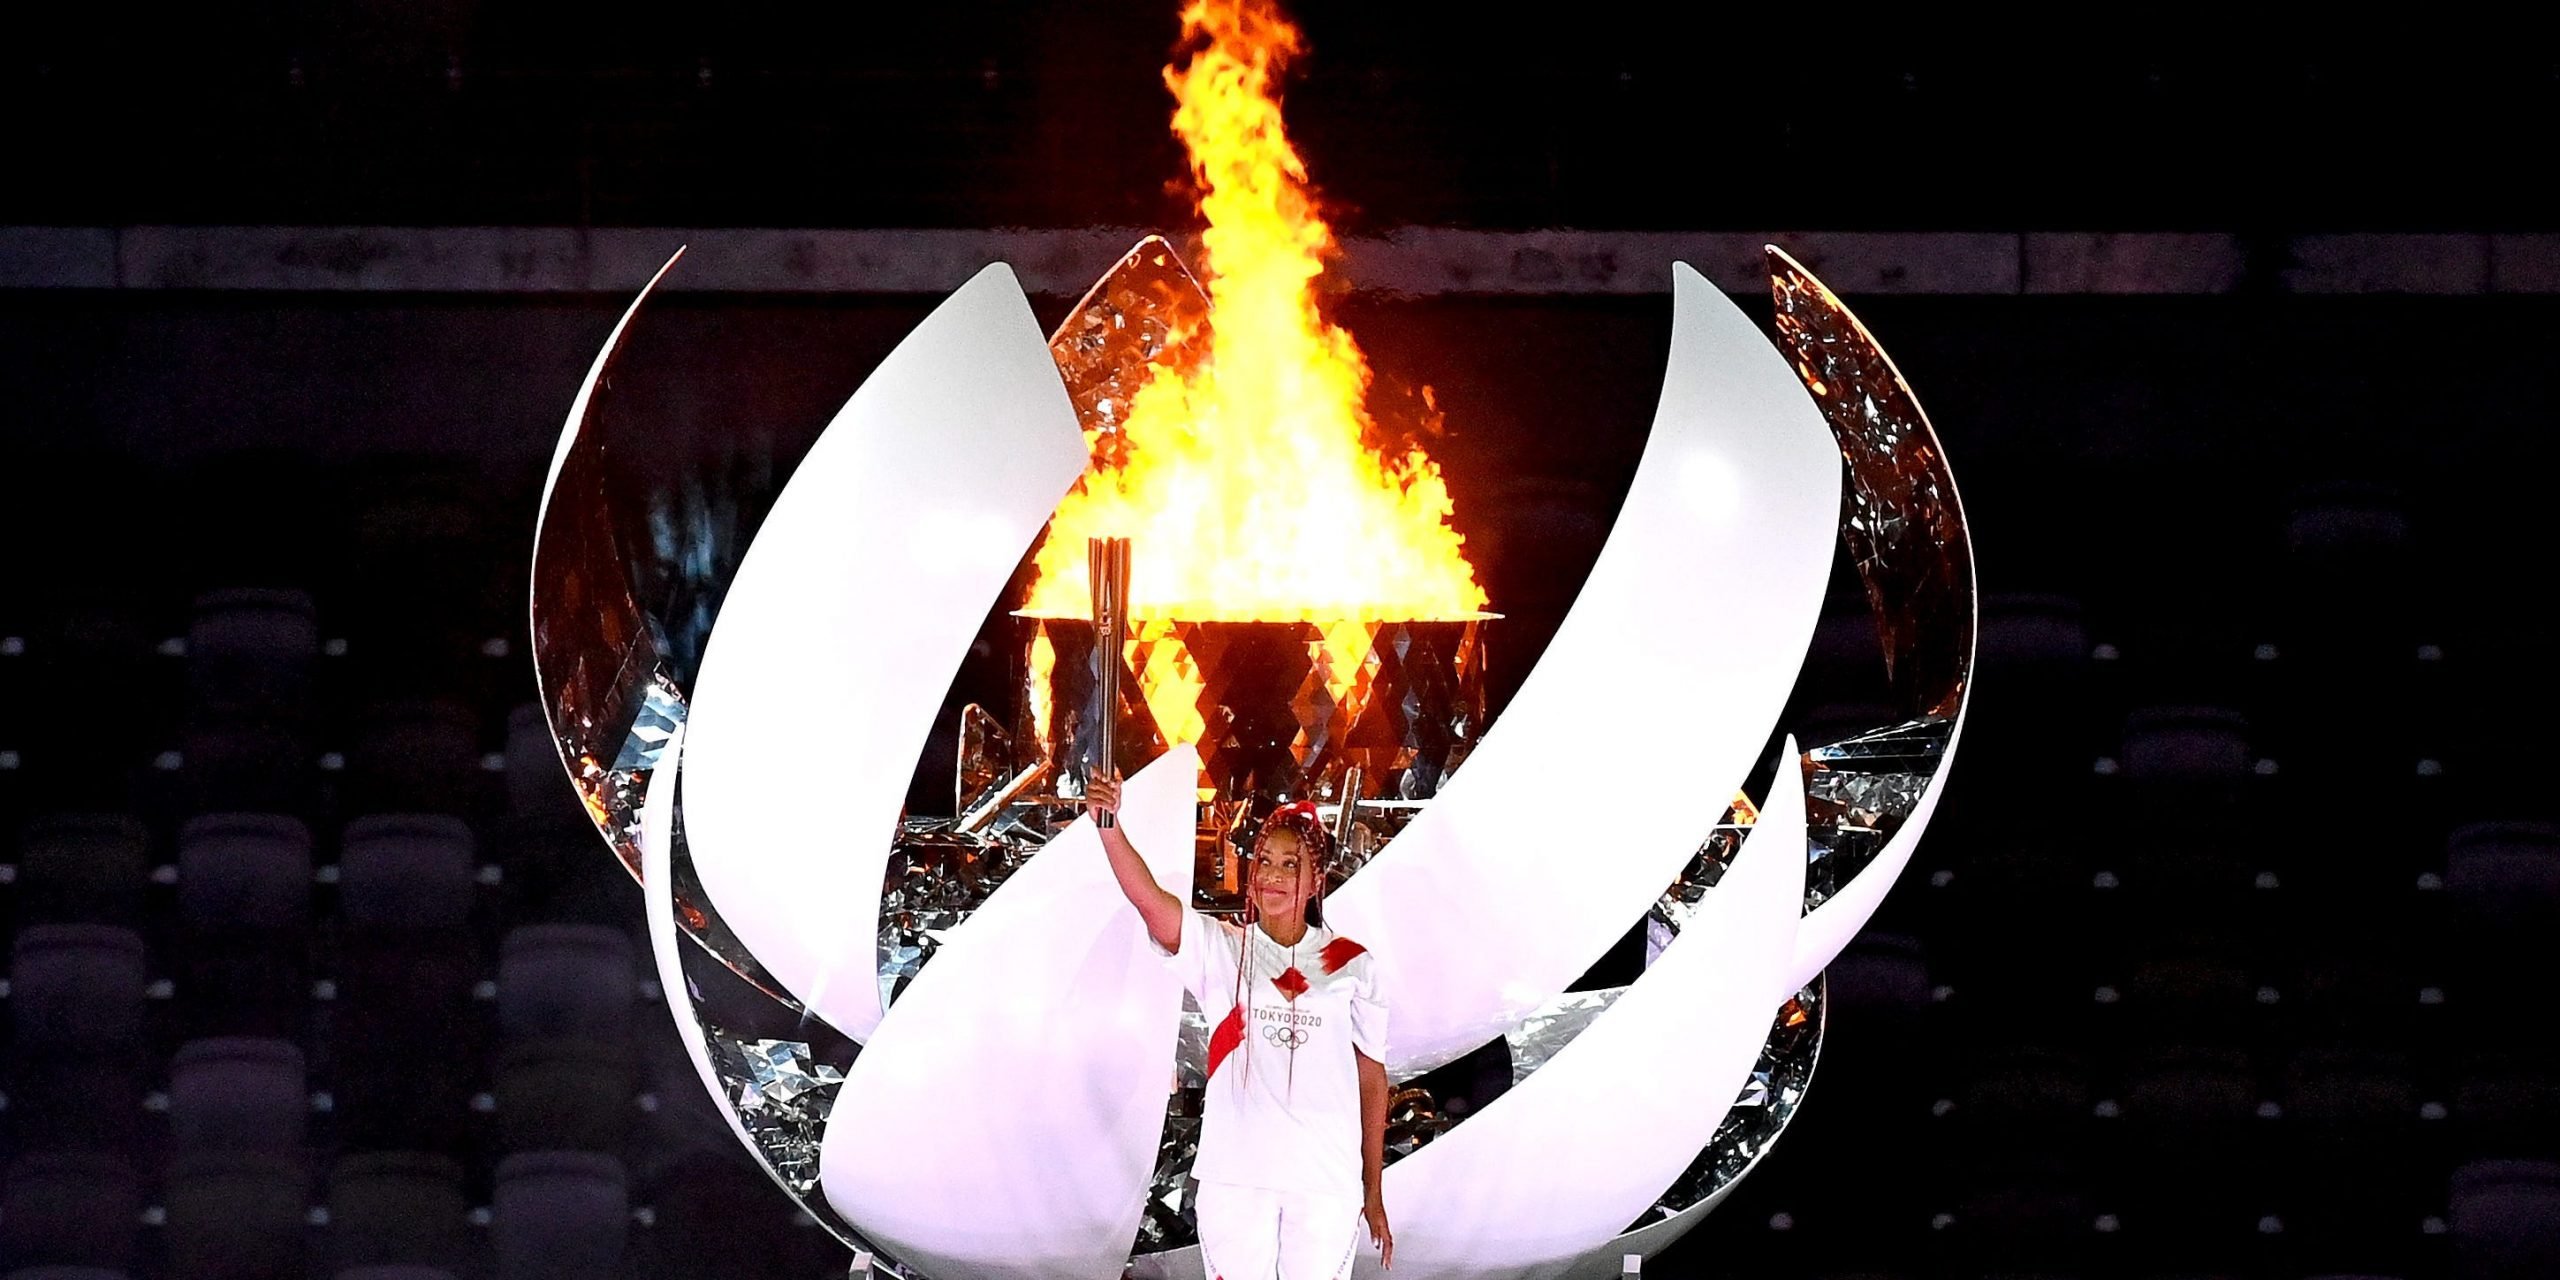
{"left": 1194, "top": 1180, "right": 1367, "bottom": 1280}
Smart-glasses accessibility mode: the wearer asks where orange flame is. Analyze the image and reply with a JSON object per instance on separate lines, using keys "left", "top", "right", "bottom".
{"left": 1022, "top": 0, "right": 1487, "bottom": 636}
{"left": 1026, "top": 625, "right": 1057, "bottom": 752}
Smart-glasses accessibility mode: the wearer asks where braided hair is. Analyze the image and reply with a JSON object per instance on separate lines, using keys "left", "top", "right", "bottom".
{"left": 1257, "top": 800, "right": 1330, "bottom": 927}
{"left": 1231, "top": 800, "right": 1332, "bottom": 1092}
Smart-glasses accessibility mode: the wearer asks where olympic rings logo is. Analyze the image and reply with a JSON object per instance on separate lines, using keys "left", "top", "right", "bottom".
{"left": 1261, "top": 1024, "right": 1311, "bottom": 1050}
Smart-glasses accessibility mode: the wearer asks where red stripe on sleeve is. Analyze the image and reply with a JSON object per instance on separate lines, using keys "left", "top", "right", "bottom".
{"left": 1320, "top": 936, "right": 1367, "bottom": 973}
{"left": 1205, "top": 1005, "right": 1246, "bottom": 1080}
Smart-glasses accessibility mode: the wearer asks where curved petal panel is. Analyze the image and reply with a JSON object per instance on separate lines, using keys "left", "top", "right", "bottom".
{"left": 537, "top": 249, "right": 680, "bottom": 509}
{"left": 1326, "top": 262, "right": 1842, "bottom": 1075}
{"left": 526, "top": 247, "right": 798, "bottom": 1003}
{"left": 821, "top": 747, "right": 1201, "bottom": 1280}
{"left": 528, "top": 246, "right": 689, "bottom": 873}
{"left": 1362, "top": 739, "right": 1808, "bottom": 1280}
{"left": 683, "top": 263, "right": 1092, "bottom": 1042}
{"left": 1784, "top": 713, "right": 1965, "bottom": 991}
{"left": 634, "top": 726, "right": 756, "bottom": 1168}
{"left": 1765, "top": 246, "right": 1978, "bottom": 991}
{"left": 639, "top": 726, "right": 894, "bottom": 1261}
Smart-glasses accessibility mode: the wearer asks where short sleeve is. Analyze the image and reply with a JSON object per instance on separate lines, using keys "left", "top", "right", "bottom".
{"left": 1349, "top": 955, "right": 1388, "bottom": 1062}
{"left": 1152, "top": 908, "right": 1240, "bottom": 1006}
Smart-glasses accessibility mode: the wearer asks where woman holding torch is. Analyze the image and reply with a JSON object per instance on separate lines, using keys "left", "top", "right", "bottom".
{"left": 1089, "top": 773, "right": 1393, "bottom": 1279}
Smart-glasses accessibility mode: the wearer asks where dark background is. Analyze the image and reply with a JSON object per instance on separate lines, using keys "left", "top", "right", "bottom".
{"left": 9, "top": 7, "right": 2553, "bottom": 232}
{"left": 5, "top": 6, "right": 2558, "bottom": 1280}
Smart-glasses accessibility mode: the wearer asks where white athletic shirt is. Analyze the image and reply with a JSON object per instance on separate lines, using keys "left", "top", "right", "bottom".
{"left": 1156, "top": 910, "right": 1386, "bottom": 1201}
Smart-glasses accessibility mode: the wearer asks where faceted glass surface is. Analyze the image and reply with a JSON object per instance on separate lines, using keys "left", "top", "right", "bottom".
{"left": 705, "top": 1031, "right": 848, "bottom": 1198}
{"left": 1769, "top": 248, "right": 1974, "bottom": 722}
{"left": 1022, "top": 619, "right": 1485, "bottom": 818}
{"left": 527, "top": 267, "right": 807, "bottom": 1012}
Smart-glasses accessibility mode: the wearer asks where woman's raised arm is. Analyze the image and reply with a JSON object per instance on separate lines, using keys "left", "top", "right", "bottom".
{"left": 1087, "top": 771, "right": 1185, "bottom": 951}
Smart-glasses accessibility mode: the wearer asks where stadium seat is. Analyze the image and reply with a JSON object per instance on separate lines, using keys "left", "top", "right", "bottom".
{"left": 5, "top": 925, "right": 150, "bottom": 1150}
{"left": 2443, "top": 822, "right": 2560, "bottom": 1023}
{"left": 322, "top": 1152, "right": 474, "bottom": 1276}
{"left": 2278, "top": 1046, "right": 2425, "bottom": 1271}
{"left": 330, "top": 816, "right": 482, "bottom": 1151}
{"left": 185, "top": 589, "right": 318, "bottom": 727}
{"left": 1814, "top": 930, "right": 1934, "bottom": 1111}
{"left": 2114, "top": 1044, "right": 2265, "bottom": 1226}
{"left": 496, "top": 924, "right": 636, "bottom": 1048}
{"left": 168, "top": 1036, "right": 308, "bottom": 1155}
{"left": 2450, "top": 1048, "right": 2560, "bottom": 1162}
{"left": 2449, "top": 1158, "right": 2560, "bottom": 1280}
{"left": 339, "top": 815, "right": 478, "bottom": 932}
{"left": 1945, "top": 1149, "right": 2092, "bottom": 1275}
{"left": 491, "top": 1151, "right": 628, "bottom": 1280}
{"left": 2116, "top": 928, "right": 2262, "bottom": 1052}
{"left": 10, "top": 597, "right": 160, "bottom": 806}
{"left": 1958, "top": 1044, "right": 2094, "bottom": 1157}
{"left": 490, "top": 1038, "right": 639, "bottom": 1155}
{"left": 2112, "top": 705, "right": 2257, "bottom": 897}
{"left": 172, "top": 813, "right": 314, "bottom": 1039}
{"left": 177, "top": 717, "right": 315, "bottom": 816}
{"left": 501, "top": 702, "right": 586, "bottom": 835}
{"left": 12, "top": 813, "right": 151, "bottom": 930}
{"left": 0, "top": 1153, "right": 142, "bottom": 1271}
{"left": 641, "top": 1148, "right": 822, "bottom": 1280}
{"left": 340, "top": 699, "right": 485, "bottom": 818}
{"left": 2273, "top": 481, "right": 2416, "bottom": 674}
{"left": 160, "top": 1151, "right": 310, "bottom": 1280}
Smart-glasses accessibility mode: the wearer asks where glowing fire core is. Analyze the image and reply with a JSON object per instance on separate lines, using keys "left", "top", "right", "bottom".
{"left": 1022, "top": 0, "right": 1487, "bottom": 634}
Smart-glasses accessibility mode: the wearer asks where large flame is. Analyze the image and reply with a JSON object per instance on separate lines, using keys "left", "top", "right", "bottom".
{"left": 1022, "top": 0, "right": 1488, "bottom": 629}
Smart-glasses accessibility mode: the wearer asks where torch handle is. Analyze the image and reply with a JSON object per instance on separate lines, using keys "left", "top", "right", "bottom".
{"left": 1087, "top": 536, "right": 1131, "bottom": 827}
{"left": 1333, "top": 765, "right": 1363, "bottom": 853}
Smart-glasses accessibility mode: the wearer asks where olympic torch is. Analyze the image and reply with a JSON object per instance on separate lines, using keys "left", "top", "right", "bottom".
{"left": 1087, "top": 535, "right": 1131, "bottom": 827}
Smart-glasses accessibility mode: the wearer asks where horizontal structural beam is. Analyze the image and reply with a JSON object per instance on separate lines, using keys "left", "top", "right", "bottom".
{"left": 3, "top": 225, "right": 2555, "bottom": 296}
